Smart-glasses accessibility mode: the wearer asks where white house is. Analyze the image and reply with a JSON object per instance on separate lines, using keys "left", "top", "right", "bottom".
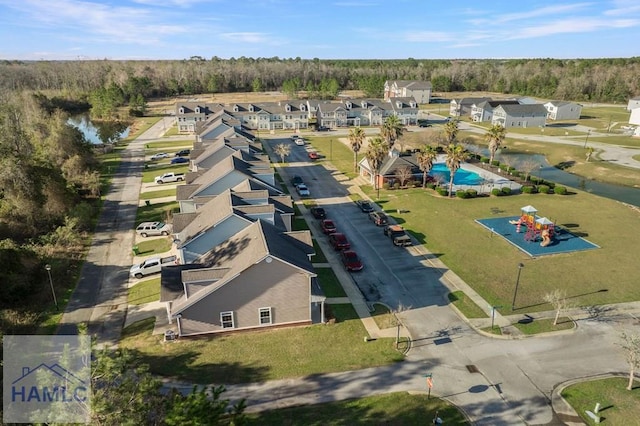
{"left": 384, "top": 80, "right": 432, "bottom": 104}
{"left": 630, "top": 107, "right": 640, "bottom": 137}
{"left": 492, "top": 104, "right": 548, "bottom": 128}
{"left": 544, "top": 101, "right": 583, "bottom": 120}
{"left": 627, "top": 97, "right": 640, "bottom": 111}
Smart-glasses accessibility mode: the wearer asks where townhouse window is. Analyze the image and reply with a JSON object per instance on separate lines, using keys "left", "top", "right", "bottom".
{"left": 220, "top": 311, "right": 234, "bottom": 328}
{"left": 259, "top": 307, "right": 272, "bottom": 325}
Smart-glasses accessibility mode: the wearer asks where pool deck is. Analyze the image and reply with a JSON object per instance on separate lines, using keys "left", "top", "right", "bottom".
{"left": 434, "top": 156, "right": 522, "bottom": 194}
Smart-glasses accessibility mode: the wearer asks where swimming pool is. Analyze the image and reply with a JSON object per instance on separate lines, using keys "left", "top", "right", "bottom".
{"left": 429, "top": 163, "right": 483, "bottom": 185}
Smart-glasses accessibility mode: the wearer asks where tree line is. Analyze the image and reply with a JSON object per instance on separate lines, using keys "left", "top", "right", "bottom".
{"left": 2, "top": 57, "right": 639, "bottom": 104}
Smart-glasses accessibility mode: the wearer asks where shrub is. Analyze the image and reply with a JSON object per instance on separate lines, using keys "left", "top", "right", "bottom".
{"left": 530, "top": 176, "right": 540, "bottom": 184}
{"left": 521, "top": 186, "right": 536, "bottom": 194}
{"left": 508, "top": 167, "right": 517, "bottom": 174}
{"left": 499, "top": 164, "right": 509, "bottom": 172}
{"left": 491, "top": 160, "right": 500, "bottom": 167}
{"left": 393, "top": 182, "right": 401, "bottom": 190}
{"left": 427, "top": 183, "right": 436, "bottom": 190}
{"left": 480, "top": 157, "right": 490, "bottom": 164}
{"left": 437, "top": 188, "right": 449, "bottom": 196}
{"left": 413, "top": 180, "right": 421, "bottom": 188}
{"left": 491, "top": 188, "right": 502, "bottom": 196}
{"left": 466, "top": 189, "right": 478, "bottom": 198}
{"left": 538, "top": 185, "right": 551, "bottom": 194}
{"left": 554, "top": 185, "right": 567, "bottom": 195}
{"left": 501, "top": 187, "right": 512, "bottom": 195}
{"left": 383, "top": 183, "right": 391, "bottom": 190}
{"left": 456, "top": 191, "right": 468, "bottom": 199}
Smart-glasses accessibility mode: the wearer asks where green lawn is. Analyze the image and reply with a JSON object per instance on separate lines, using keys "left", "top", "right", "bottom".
{"left": 370, "top": 303, "right": 398, "bottom": 329}
{"left": 128, "top": 278, "right": 161, "bottom": 305}
{"left": 312, "top": 239, "right": 328, "bottom": 263}
{"left": 315, "top": 267, "right": 347, "bottom": 298}
{"left": 121, "top": 304, "right": 404, "bottom": 384}
{"left": 244, "top": 391, "right": 469, "bottom": 425}
{"left": 511, "top": 317, "right": 574, "bottom": 334}
{"left": 448, "top": 291, "right": 489, "bottom": 319}
{"left": 136, "top": 201, "right": 179, "bottom": 223}
{"left": 139, "top": 188, "right": 176, "bottom": 200}
{"left": 561, "top": 377, "right": 640, "bottom": 426}
{"left": 144, "top": 139, "right": 195, "bottom": 149}
{"left": 134, "top": 238, "right": 172, "bottom": 256}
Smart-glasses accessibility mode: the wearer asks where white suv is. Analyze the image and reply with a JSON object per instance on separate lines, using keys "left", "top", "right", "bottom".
{"left": 136, "top": 221, "right": 172, "bottom": 237}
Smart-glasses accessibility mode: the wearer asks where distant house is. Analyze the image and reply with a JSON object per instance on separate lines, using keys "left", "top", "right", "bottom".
{"left": 450, "top": 97, "right": 491, "bottom": 117}
{"left": 341, "top": 99, "right": 386, "bottom": 127}
{"left": 627, "top": 97, "right": 640, "bottom": 111}
{"left": 387, "top": 97, "right": 419, "bottom": 125}
{"left": 175, "top": 102, "right": 225, "bottom": 133}
{"left": 491, "top": 104, "right": 548, "bottom": 128}
{"left": 630, "top": 108, "right": 640, "bottom": 137}
{"left": 160, "top": 220, "right": 323, "bottom": 337}
{"left": 471, "top": 99, "right": 520, "bottom": 122}
{"left": 544, "top": 101, "right": 582, "bottom": 120}
{"left": 230, "top": 101, "right": 310, "bottom": 132}
{"left": 315, "top": 102, "right": 349, "bottom": 128}
{"left": 384, "top": 80, "right": 432, "bottom": 104}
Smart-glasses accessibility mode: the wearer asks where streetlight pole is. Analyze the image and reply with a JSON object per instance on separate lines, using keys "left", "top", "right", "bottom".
{"left": 511, "top": 263, "right": 524, "bottom": 311}
{"left": 45, "top": 264, "right": 59, "bottom": 311}
{"left": 583, "top": 129, "right": 591, "bottom": 148}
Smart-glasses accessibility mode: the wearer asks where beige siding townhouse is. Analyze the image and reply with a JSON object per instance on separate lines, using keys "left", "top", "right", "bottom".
{"left": 492, "top": 104, "right": 548, "bottom": 128}
{"left": 544, "top": 101, "right": 583, "bottom": 120}
{"left": 384, "top": 80, "right": 432, "bottom": 104}
{"left": 175, "top": 102, "right": 225, "bottom": 133}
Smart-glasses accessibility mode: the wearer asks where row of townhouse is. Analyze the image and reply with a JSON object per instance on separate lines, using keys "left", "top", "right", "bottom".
{"left": 175, "top": 97, "right": 420, "bottom": 134}
{"left": 158, "top": 113, "right": 326, "bottom": 337}
{"left": 451, "top": 96, "right": 582, "bottom": 128}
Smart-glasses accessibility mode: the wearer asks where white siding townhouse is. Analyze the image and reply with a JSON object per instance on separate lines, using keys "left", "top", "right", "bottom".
{"left": 384, "top": 80, "right": 432, "bottom": 104}
{"left": 492, "top": 104, "right": 548, "bottom": 128}
{"left": 544, "top": 101, "right": 583, "bottom": 120}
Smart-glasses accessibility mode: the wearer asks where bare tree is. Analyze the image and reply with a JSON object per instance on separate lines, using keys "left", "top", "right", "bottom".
{"left": 520, "top": 159, "right": 541, "bottom": 181}
{"left": 543, "top": 289, "right": 573, "bottom": 326}
{"left": 394, "top": 166, "right": 413, "bottom": 187}
{"left": 273, "top": 143, "right": 291, "bottom": 163}
{"left": 586, "top": 146, "right": 594, "bottom": 162}
{"left": 618, "top": 331, "right": 640, "bottom": 390}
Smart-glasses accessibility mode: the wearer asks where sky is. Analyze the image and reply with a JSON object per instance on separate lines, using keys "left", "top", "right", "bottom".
{"left": 1, "top": 0, "right": 639, "bottom": 60}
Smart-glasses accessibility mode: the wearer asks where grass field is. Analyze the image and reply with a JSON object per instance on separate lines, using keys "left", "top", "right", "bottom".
{"left": 244, "top": 391, "right": 470, "bottom": 425}
{"left": 128, "top": 278, "right": 161, "bottom": 305}
{"left": 305, "top": 136, "right": 640, "bottom": 315}
{"left": 448, "top": 291, "right": 488, "bottom": 319}
{"left": 134, "top": 237, "right": 172, "bottom": 256}
{"left": 120, "top": 304, "right": 404, "bottom": 384}
{"left": 561, "top": 377, "right": 640, "bottom": 426}
{"left": 314, "top": 268, "right": 347, "bottom": 298}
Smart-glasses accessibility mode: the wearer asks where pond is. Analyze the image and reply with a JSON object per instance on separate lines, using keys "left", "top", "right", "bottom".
{"left": 68, "top": 113, "right": 130, "bottom": 145}
{"left": 468, "top": 146, "right": 640, "bottom": 208}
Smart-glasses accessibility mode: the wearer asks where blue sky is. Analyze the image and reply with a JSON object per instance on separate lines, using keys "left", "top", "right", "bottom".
{"left": 1, "top": 0, "right": 639, "bottom": 60}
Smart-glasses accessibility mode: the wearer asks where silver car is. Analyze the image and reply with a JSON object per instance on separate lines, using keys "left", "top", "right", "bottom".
{"left": 136, "top": 221, "right": 172, "bottom": 237}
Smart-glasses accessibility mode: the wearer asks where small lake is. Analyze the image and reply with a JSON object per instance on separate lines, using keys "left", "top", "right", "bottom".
{"left": 468, "top": 146, "right": 640, "bottom": 207}
{"left": 68, "top": 113, "right": 130, "bottom": 145}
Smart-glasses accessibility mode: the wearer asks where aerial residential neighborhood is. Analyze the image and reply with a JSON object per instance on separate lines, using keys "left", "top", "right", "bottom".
{"left": 3, "top": 1, "right": 640, "bottom": 423}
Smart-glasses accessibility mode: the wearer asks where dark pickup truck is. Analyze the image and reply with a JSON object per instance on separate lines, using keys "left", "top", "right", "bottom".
{"left": 383, "top": 225, "right": 413, "bottom": 247}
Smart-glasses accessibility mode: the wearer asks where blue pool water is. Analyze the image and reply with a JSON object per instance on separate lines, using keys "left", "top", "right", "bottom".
{"left": 429, "top": 163, "right": 483, "bottom": 185}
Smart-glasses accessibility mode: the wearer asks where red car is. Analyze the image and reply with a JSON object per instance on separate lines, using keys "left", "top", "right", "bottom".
{"left": 328, "top": 233, "right": 350, "bottom": 251}
{"left": 308, "top": 151, "right": 319, "bottom": 160}
{"left": 340, "top": 250, "right": 363, "bottom": 271}
{"left": 321, "top": 219, "right": 337, "bottom": 234}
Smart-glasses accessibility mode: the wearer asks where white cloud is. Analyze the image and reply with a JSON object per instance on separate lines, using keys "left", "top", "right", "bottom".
{"left": 507, "top": 17, "right": 640, "bottom": 39}
{"left": 221, "top": 32, "right": 269, "bottom": 43}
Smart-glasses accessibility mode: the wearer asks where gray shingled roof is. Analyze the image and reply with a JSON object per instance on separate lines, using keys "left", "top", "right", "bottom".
{"left": 497, "top": 103, "right": 548, "bottom": 115}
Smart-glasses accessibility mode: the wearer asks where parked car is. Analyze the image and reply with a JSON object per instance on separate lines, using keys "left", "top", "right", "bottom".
{"left": 291, "top": 175, "right": 304, "bottom": 187}
{"left": 340, "top": 250, "right": 363, "bottom": 271}
{"left": 294, "top": 138, "right": 305, "bottom": 146}
{"left": 310, "top": 207, "right": 326, "bottom": 219}
{"left": 171, "top": 157, "right": 189, "bottom": 164}
{"left": 419, "top": 122, "right": 432, "bottom": 128}
{"left": 154, "top": 172, "right": 185, "bottom": 184}
{"left": 356, "top": 200, "right": 374, "bottom": 213}
{"left": 290, "top": 134, "right": 301, "bottom": 141}
{"left": 150, "top": 152, "right": 169, "bottom": 160}
{"left": 321, "top": 219, "right": 337, "bottom": 234}
{"left": 316, "top": 125, "right": 330, "bottom": 132}
{"left": 308, "top": 151, "right": 319, "bottom": 160}
{"left": 296, "top": 184, "right": 310, "bottom": 197}
{"left": 369, "top": 211, "right": 389, "bottom": 226}
{"left": 136, "top": 221, "right": 172, "bottom": 237}
{"left": 175, "top": 149, "right": 191, "bottom": 157}
{"left": 328, "top": 233, "right": 350, "bottom": 251}
{"left": 130, "top": 255, "right": 177, "bottom": 279}
{"left": 383, "top": 225, "right": 413, "bottom": 247}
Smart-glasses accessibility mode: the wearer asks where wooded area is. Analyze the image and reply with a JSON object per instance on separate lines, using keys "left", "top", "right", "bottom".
{"left": 2, "top": 57, "right": 639, "bottom": 103}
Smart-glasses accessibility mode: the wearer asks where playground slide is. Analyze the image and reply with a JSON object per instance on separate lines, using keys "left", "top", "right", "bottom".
{"left": 540, "top": 230, "right": 551, "bottom": 247}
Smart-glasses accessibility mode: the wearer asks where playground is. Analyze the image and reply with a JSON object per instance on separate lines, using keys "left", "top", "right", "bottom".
{"left": 475, "top": 205, "right": 600, "bottom": 257}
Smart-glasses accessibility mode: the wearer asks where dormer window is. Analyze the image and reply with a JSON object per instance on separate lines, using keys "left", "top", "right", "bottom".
{"left": 345, "top": 101, "right": 352, "bottom": 109}
{"left": 361, "top": 101, "right": 367, "bottom": 108}
{"left": 396, "top": 101, "right": 402, "bottom": 108}
{"left": 233, "top": 105, "right": 239, "bottom": 112}
{"left": 195, "top": 106, "right": 201, "bottom": 113}
{"left": 285, "top": 104, "right": 291, "bottom": 112}
{"left": 300, "top": 104, "right": 306, "bottom": 111}
{"left": 179, "top": 107, "right": 185, "bottom": 114}
{"left": 249, "top": 104, "right": 255, "bottom": 112}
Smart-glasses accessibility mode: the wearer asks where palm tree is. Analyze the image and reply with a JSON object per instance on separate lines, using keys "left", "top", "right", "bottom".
{"left": 380, "top": 115, "right": 404, "bottom": 147}
{"left": 273, "top": 143, "right": 291, "bottom": 163}
{"left": 444, "top": 143, "right": 469, "bottom": 198}
{"left": 416, "top": 145, "right": 437, "bottom": 188}
{"left": 364, "top": 136, "right": 389, "bottom": 197}
{"left": 485, "top": 124, "right": 506, "bottom": 166}
{"left": 443, "top": 119, "right": 459, "bottom": 145}
{"left": 348, "top": 126, "right": 365, "bottom": 173}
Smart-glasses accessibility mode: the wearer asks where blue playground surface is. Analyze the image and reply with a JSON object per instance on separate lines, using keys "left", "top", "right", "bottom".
{"left": 475, "top": 216, "right": 600, "bottom": 257}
